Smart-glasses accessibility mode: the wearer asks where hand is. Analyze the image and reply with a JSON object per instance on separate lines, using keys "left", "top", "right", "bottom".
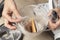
{"left": 48, "top": 19, "right": 58, "bottom": 30}
{"left": 48, "top": 8, "right": 60, "bottom": 17}
{"left": 48, "top": 8, "right": 60, "bottom": 30}
{"left": 2, "top": 0, "right": 22, "bottom": 30}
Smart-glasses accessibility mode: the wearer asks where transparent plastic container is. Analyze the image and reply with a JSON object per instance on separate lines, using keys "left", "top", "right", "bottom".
{"left": 16, "top": 3, "right": 49, "bottom": 36}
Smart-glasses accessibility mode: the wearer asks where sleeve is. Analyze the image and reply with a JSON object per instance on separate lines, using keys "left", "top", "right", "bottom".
{"left": 0, "top": 0, "right": 4, "bottom": 17}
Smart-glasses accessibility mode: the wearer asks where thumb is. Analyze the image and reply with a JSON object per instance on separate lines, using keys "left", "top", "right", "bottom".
{"left": 13, "top": 9, "right": 22, "bottom": 21}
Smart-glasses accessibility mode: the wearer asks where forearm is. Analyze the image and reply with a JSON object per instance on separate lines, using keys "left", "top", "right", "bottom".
{"left": 4, "top": 0, "right": 16, "bottom": 8}
{"left": 0, "top": 0, "right": 3, "bottom": 3}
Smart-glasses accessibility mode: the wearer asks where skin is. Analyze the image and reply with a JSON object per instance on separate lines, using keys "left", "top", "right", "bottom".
{"left": 1, "top": 0, "right": 60, "bottom": 30}
{"left": 0, "top": 0, "right": 2, "bottom": 3}
{"left": 2, "top": 0, "right": 22, "bottom": 30}
{"left": 48, "top": 8, "right": 60, "bottom": 30}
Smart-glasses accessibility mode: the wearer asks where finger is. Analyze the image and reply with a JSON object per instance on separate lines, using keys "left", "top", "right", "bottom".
{"left": 48, "top": 10, "right": 53, "bottom": 17}
{"left": 12, "top": 9, "right": 20, "bottom": 18}
{"left": 55, "top": 20, "right": 60, "bottom": 26}
{"left": 12, "top": 9, "right": 22, "bottom": 21}
{"left": 2, "top": 10, "right": 20, "bottom": 22}
{"left": 5, "top": 14, "right": 21, "bottom": 22}
{"left": 4, "top": 19, "right": 16, "bottom": 30}
{"left": 5, "top": 23, "right": 16, "bottom": 30}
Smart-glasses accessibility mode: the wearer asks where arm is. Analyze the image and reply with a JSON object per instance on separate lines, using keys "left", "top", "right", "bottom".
{"left": 48, "top": 8, "right": 60, "bottom": 30}
{"left": 2, "top": 0, "right": 22, "bottom": 30}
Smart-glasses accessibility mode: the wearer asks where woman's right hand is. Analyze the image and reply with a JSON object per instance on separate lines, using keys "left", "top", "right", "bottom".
{"left": 2, "top": 0, "right": 22, "bottom": 30}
